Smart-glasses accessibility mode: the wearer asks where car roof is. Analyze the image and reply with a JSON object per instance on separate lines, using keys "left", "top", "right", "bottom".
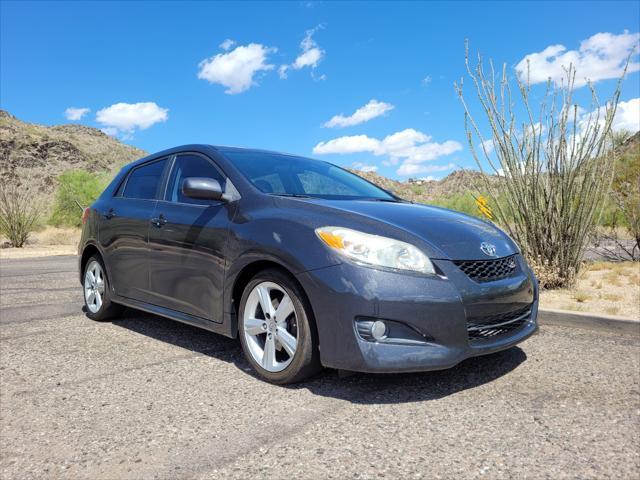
{"left": 128, "top": 144, "right": 309, "bottom": 170}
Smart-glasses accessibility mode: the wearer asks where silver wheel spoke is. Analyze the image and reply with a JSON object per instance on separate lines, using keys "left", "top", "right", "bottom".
{"left": 274, "top": 295, "right": 294, "bottom": 324}
{"left": 256, "top": 285, "right": 274, "bottom": 318}
{"left": 276, "top": 327, "right": 297, "bottom": 357}
{"left": 84, "top": 261, "right": 105, "bottom": 314}
{"left": 262, "top": 335, "right": 276, "bottom": 370}
{"left": 245, "top": 317, "right": 265, "bottom": 335}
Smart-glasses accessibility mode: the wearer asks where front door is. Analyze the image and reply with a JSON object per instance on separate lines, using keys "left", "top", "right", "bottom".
{"left": 147, "top": 153, "right": 231, "bottom": 321}
{"left": 100, "top": 157, "right": 169, "bottom": 302}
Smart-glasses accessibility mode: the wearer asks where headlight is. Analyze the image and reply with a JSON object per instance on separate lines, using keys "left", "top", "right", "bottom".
{"left": 315, "top": 226, "right": 436, "bottom": 275}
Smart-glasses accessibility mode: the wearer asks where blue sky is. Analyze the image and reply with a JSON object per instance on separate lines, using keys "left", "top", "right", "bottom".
{"left": 1, "top": 1, "right": 639, "bottom": 179}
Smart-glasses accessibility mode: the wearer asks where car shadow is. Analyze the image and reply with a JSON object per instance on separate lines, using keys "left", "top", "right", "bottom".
{"left": 111, "top": 308, "right": 527, "bottom": 405}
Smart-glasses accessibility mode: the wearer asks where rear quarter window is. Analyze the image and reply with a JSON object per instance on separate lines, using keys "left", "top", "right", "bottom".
{"left": 122, "top": 158, "right": 167, "bottom": 200}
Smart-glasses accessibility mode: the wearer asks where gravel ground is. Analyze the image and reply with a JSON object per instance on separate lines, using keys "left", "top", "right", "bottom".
{"left": 1, "top": 256, "right": 639, "bottom": 479}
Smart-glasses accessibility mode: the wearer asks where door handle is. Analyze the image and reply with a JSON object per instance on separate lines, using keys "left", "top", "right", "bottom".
{"left": 151, "top": 214, "right": 167, "bottom": 228}
{"left": 103, "top": 208, "right": 116, "bottom": 219}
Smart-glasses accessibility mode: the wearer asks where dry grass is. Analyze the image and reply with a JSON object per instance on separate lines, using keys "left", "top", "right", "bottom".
{"left": 572, "top": 291, "right": 591, "bottom": 303}
{"left": 586, "top": 262, "right": 610, "bottom": 272}
{"left": 0, "top": 226, "right": 80, "bottom": 258}
{"left": 33, "top": 226, "right": 80, "bottom": 246}
{"left": 603, "top": 271, "right": 622, "bottom": 286}
{"left": 540, "top": 261, "right": 640, "bottom": 319}
{"left": 606, "top": 306, "right": 621, "bottom": 316}
{"left": 602, "top": 293, "right": 622, "bottom": 302}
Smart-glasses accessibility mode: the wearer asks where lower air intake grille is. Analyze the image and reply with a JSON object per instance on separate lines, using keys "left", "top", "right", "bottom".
{"left": 467, "top": 304, "right": 532, "bottom": 341}
{"left": 454, "top": 255, "right": 518, "bottom": 283}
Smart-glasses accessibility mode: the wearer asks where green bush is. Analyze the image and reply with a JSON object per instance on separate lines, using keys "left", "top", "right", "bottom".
{"left": 430, "top": 193, "right": 482, "bottom": 218}
{"left": 50, "top": 170, "right": 107, "bottom": 227}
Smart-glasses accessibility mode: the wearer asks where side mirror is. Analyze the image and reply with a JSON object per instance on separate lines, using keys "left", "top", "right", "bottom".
{"left": 181, "top": 177, "right": 225, "bottom": 201}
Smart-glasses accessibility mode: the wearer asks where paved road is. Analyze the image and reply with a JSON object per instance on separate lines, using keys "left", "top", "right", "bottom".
{"left": 1, "top": 255, "right": 639, "bottom": 479}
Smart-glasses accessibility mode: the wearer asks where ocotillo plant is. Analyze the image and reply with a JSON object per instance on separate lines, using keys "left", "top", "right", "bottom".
{"left": 0, "top": 184, "right": 42, "bottom": 248}
{"left": 456, "top": 44, "right": 625, "bottom": 288}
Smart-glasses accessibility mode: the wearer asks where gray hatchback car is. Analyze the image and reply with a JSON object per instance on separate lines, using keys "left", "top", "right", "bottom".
{"left": 79, "top": 145, "right": 538, "bottom": 384}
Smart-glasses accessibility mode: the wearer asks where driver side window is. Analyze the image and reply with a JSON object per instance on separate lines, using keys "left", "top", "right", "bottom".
{"left": 165, "top": 154, "right": 225, "bottom": 205}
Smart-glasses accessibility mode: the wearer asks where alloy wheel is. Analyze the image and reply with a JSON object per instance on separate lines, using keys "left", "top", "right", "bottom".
{"left": 242, "top": 281, "right": 299, "bottom": 372}
{"left": 84, "top": 260, "right": 105, "bottom": 314}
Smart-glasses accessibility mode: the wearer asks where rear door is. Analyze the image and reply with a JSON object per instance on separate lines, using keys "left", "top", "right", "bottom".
{"left": 147, "top": 153, "right": 231, "bottom": 321}
{"left": 100, "top": 157, "right": 169, "bottom": 302}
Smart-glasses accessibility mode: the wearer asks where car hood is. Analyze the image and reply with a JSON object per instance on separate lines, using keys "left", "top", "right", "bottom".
{"left": 303, "top": 199, "right": 519, "bottom": 261}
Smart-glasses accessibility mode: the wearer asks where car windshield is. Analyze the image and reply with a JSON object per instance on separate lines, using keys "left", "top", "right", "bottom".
{"left": 221, "top": 150, "right": 396, "bottom": 201}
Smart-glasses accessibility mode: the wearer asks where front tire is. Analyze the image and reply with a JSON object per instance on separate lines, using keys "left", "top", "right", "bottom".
{"left": 82, "top": 255, "right": 123, "bottom": 321}
{"left": 238, "top": 269, "right": 321, "bottom": 384}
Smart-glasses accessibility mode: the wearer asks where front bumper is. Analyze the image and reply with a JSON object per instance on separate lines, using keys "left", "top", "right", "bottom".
{"left": 296, "top": 256, "right": 538, "bottom": 373}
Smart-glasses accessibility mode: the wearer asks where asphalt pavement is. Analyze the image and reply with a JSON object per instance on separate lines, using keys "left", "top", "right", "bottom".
{"left": 1, "top": 255, "right": 638, "bottom": 479}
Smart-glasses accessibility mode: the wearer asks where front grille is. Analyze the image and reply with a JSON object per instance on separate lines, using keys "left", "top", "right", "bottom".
{"left": 467, "top": 304, "right": 532, "bottom": 341}
{"left": 454, "top": 255, "right": 518, "bottom": 283}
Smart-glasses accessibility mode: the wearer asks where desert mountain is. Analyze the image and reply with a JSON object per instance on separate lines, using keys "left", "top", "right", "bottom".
{"left": 0, "top": 110, "right": 146, "bottom": 196}
{"left": 349, "top": 168, "right": 496, "bottom": 202}
{"left": 8, "top": 110, "right": 633, "bottom": 206}
{"left": 0, "top": 110, "right": 492, "bottom": 203}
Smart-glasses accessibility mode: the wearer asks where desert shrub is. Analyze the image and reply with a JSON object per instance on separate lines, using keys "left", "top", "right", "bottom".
{"left": 50, "top": 170, "right": 106, "bottom": 227}
{"left": 590, "top": 134, "right": 640, "bottom": 260}
{"left": 431, "top": 193, "right": 482, "bottom": 218}
{"left": 0, "top": 184, "right": 42, "bottom": 247}
{"left": 609, "top": 134, "right": 640, "bottom": 258}
{"left": 456, "top": 44, "right": 626, "bottom": 288}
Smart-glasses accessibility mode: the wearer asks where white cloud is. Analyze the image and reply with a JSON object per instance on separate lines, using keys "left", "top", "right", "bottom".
{"left": 480, "top": 139, "right": 495, "bottom": 154}
{"left": 219, "top": 39, "right": 236, "bottom": 51}
{"left": 397, "top": 162, "right": 456, "bottom": 177}
{"left": 198, "top": 43, "right": 276, "bottom": 94}
{"left": 100, "top": 127, "right": 119, "bottom": 137}
{"left": 96, "top": 102, "right": 168, "bottom": 135}
{"left": 313, "top": 134, "right": 380, "bottom": 154}
{"left": 524, "top": 122, "right": 546, "bottom": 137}
{"left": 324, "top": 99, "right": 394, "bottom": 128}
{"left": 422, "top": 75, "right": 432, "bottom": 86}
{"left": 578, "top": 97, "right": 640, "bottom": 134}
{"left": 279, "top": 25, "right": 325, "bottom": 79}
{"left": 64, "top": 107, "right": 90, "bottom": 121}
{"left": 278, "top": 65, "right": 289, "bottom": 79}
{"left": 352, "top": 162, "right": 378, "bottom": 172}
{"left": 516, "top": 31, "right": 640, "bottom": 88}
{"left": 313, "top": 128, "right": 462, "bottom": 176}
{"left": 611, "top": 98, "right": 640, "bottom": 132}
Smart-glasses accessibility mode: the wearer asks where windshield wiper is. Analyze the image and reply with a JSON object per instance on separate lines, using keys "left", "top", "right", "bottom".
{"left": 361, "top": 197, "right": 403, "bottom": 203}
{"left": 269, "top": 193, "right": 311, "bottom": 198}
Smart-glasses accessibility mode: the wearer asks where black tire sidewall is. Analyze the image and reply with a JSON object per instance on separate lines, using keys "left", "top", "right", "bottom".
{"left": 238, "top": 269, "right": 320, "bottom": 384}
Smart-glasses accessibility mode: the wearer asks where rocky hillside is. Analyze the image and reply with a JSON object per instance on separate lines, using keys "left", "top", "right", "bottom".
{"left": 0, "top": 110, "right": 146, "bottom": 196}
{"left": 349, "top": 168, "right": 497, "bottom": 203}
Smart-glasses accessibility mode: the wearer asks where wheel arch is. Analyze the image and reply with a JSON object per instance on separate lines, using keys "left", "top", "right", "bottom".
{"left": 228, "top": 259, "right": 318, "bottom": 343}
{"left": 79, "top": 244, "right": 101, "bottom": 277}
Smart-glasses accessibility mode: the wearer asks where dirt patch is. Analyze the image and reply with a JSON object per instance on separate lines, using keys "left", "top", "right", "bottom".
{"left": 0, "top": 226, "right": 79, "bottom": 258}
{"left": 540, "top": 262, "right": 640, "bottom": 319}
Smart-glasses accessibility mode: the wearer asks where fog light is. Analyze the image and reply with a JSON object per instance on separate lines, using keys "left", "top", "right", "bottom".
{"left": 371, "top": 320, "right": 387, "bottom": 340}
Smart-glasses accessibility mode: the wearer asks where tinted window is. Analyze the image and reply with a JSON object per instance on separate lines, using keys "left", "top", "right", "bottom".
{"left": 122, "top": 159, "right": 167, "bottom": 200}
{"left": 166, "top": 154, "right": 225, "bottom": 204}
{"left": 221, "top": 150, "right": 395, "bottom": 200}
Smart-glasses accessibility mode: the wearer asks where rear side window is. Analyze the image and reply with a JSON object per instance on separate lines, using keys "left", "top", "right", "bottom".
{"left": 122, "top": 159, "right": 167, "bottom": 200}
{"left": 165, "top": 154, "right": 225, "bottom": 204}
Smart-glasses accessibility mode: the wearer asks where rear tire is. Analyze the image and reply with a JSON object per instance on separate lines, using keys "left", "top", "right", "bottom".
{"left": 238, "top": 269, "right": 321, "bottom": 384}
{"left": 82, "top": 255, "right": 124, "bottom": 321}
